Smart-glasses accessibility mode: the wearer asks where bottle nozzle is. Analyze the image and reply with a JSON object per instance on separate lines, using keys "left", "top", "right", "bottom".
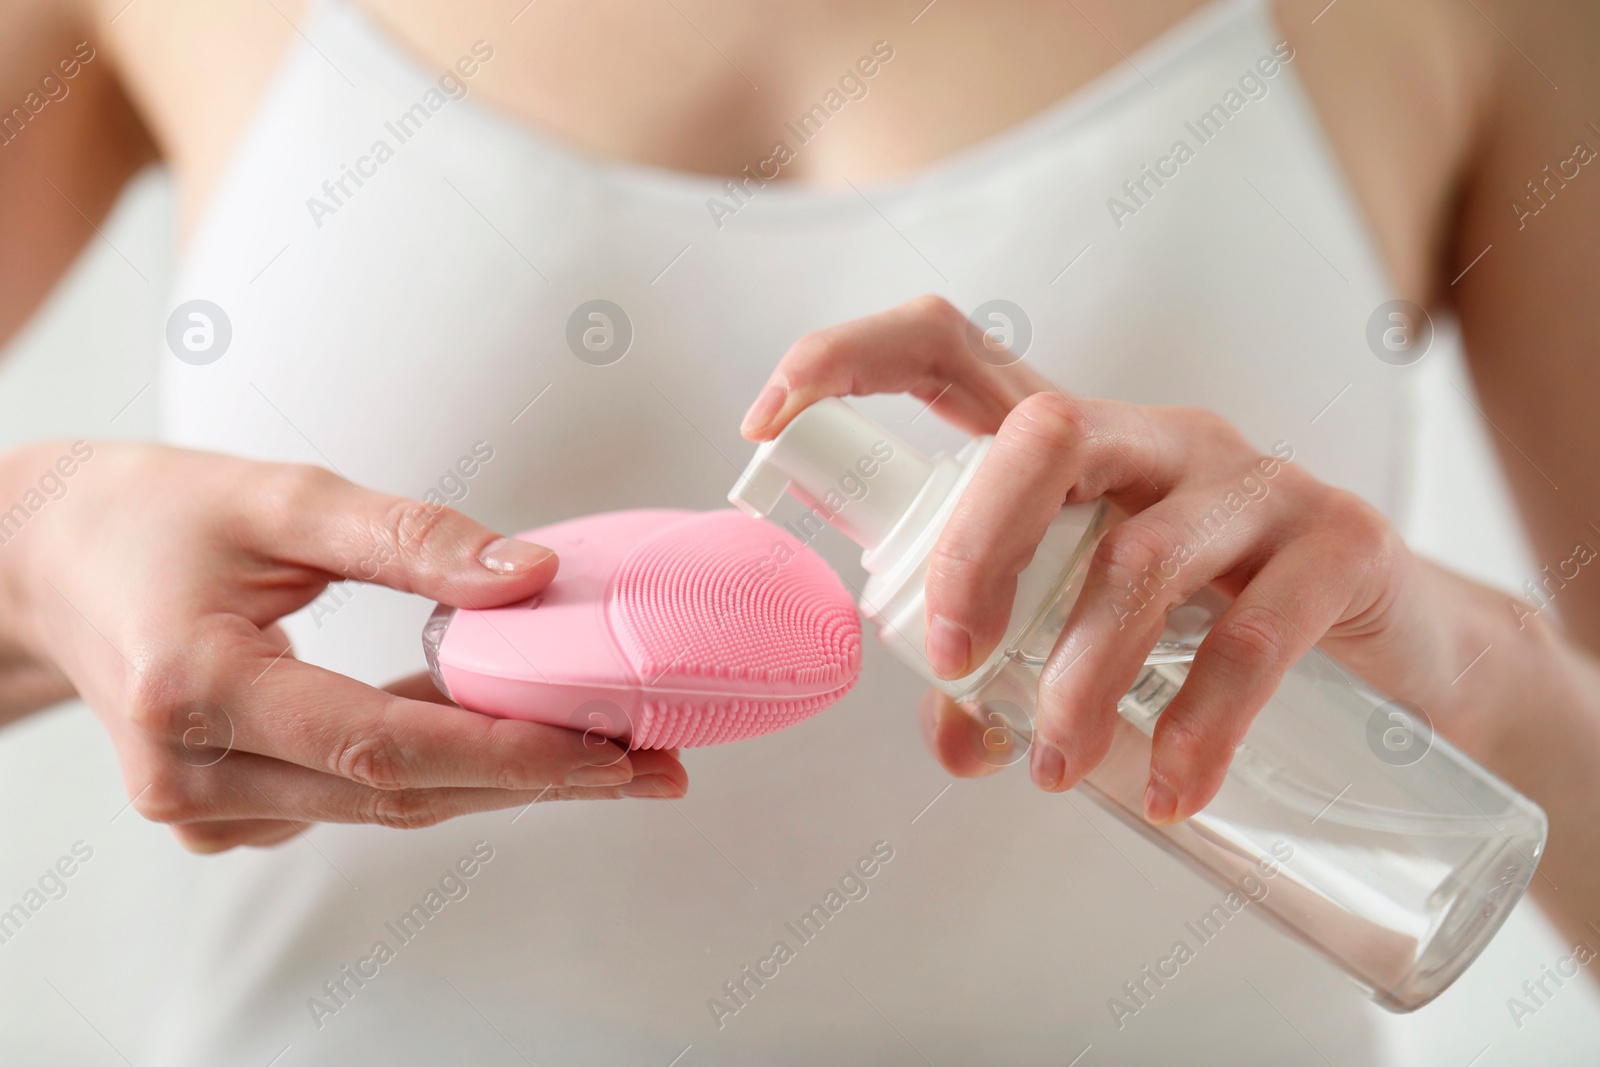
{"left": 727, "top": 449, "right": 793, "bottom": 518}
{"left": 728, "top": 397, "right": 936, "bottom": 551}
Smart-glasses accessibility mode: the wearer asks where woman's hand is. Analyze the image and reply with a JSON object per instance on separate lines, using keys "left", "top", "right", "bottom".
{"left": 742, "top": 295, "right": 1482, "bottom": 824}
{"left": 0, "top": 442, "right": 686, "bottom": 853}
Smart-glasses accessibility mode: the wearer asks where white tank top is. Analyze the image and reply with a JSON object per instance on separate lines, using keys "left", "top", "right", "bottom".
{"left": 152, "top": 0, "right": 1418, "bottom": 1061}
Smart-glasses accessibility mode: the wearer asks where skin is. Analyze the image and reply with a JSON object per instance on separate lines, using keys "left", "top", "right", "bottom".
{"left": 0, "top": 0, "right": 1597, "bottom": 957}
{"left": 0, "top": 442, "right": 688, "bottom": 851}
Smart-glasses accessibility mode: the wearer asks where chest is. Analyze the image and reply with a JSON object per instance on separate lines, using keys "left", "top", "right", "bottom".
{"left": 111, "top": 0, "right": 1473, "bottom": 302}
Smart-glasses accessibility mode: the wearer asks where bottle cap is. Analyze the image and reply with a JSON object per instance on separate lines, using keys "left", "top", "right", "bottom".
{"left": 728, "top": 397, "right": 937, "bottom": 552}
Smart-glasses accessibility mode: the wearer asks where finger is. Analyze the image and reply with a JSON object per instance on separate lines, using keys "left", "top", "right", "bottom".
{"left": 243, "top": 465, "right": 559, "bottom": 611}
{"left": 165, "top": 618, "right": 650, "bottom": 790}
{"left": 383, "top": 670, "right": 455, "bottom": 706}
{"left": 260, "top": 622, "right": 294, "bottom": 656}
{"left": 923, "top": 393, "right": 1184, "bottom": 679}
{"left": 170, "top": 819, "right": 308, "bottom": 854}
{"left": 1028, "top": 484, "right": 1293, "bottom": 793}
{"left": 1145, "top": 547, "right": 1357, "bottom": 825}
{"left": 917, "top": 689, "right": 1014, "bottom": 778}
{"left": 234, "top": 654, "right": 646, "bottom": 789}
{"left": 740, "top": 295, "right": 1053, "bottom": 441}
{"left": 138, "top": 749, "right": 689, "bottom": 830}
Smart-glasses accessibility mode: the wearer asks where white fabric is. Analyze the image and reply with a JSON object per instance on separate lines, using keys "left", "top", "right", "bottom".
{"left": 150, "top": 0, "right": 1421, "bottom": 1061}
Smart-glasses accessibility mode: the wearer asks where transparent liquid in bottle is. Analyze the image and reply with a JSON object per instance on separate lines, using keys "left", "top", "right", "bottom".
{"left": 956, "top": 514, "right": 1547, "bottom": 1011}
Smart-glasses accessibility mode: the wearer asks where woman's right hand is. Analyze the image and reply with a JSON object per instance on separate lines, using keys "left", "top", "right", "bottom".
{"left": 0, "top": 441, "right": 687, "bottom": 852}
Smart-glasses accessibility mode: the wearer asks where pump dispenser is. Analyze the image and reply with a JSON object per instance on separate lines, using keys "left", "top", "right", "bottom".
{"left": 731, "top": 397, "right": 1547, "bottom": 1012}
{"left": 731, "top": 397, "right": 1104, "bottom": 695}
{"left": 729, "top": 396, "right": 936, "bottom": 551}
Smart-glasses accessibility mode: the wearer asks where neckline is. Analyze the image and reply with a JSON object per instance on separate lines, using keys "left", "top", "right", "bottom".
{"left": 328, "top": 0, "right": 1262, "bottom": 212}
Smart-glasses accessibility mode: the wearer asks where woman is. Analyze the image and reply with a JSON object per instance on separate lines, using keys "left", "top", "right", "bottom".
{"left": 2, "top": 0, "right": 1597, "bottom": 1061}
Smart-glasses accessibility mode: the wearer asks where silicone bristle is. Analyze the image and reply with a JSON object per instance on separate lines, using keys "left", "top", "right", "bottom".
{"left": 610, "top": 511, "right": 861, "bottom": 748}
{"left": 631, "top": 694, "right": 840, "bottom": 749}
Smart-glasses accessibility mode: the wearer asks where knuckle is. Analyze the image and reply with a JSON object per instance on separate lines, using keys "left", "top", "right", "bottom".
{"left": 286, "top": 461, "right": 342, "bottom": 500}
{"left": 905, "top": 293, "right": 962, "bottom": 328}
{"left": 184, "top": 614, "right": 260, "bottom": 674}
{"left": 1003, "top": 392, "right": 1084, "bottom": 459}
{"left": 1206, "top": 604, "right": 1289, "bottom": 672}
{"left": 1323, "top": 489, "right": 1394, "bottom": 561}
{"left": 330, "top": 731, "right": 406, "bottom": 790}
{"left": 1175, "top": 405, "right": 1239, "bottom": 443}
{"left": 126, "top": 620, "right": 251, "bottom": 738}
{"left": 487, "top": 755, "right": 535, "bottom": 792}
{"left": 262, "top": 463, "right": 342, "bottom": 520}
{"left": 134, "top": 768, "right": 198, "bottom": 824}
{"left": 124, "top": 681, "right": 180, "bottom": 738}
{"left": 363, "top": 789, "right": 447, "bottom": 830}
{"left": 1270, "top": 459, "right": 1321, "bottom": 501}
{"left": 1170, "top": 406, "right": 1254, "bottom": 469}
{"left": 1092, "top": 521, "right": 1174, "bottom": 591}
{"left": 374, "top": 494, "right": 455, "bottom": 569}
{"left": 926, "top": 535, "right": 987, "bottom": 601}
{"left": 928, "top": 533, "right": 986, "bottom": 573}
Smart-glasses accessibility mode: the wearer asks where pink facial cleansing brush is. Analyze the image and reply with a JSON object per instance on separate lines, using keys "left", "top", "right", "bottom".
{"left": 422, "top": 509, "right": 862, "bottom": 748}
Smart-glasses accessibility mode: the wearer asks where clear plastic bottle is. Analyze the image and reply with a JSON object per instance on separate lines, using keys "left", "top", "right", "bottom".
{"left": 731, "top": 398, "right": 1547, "bottom": 1011}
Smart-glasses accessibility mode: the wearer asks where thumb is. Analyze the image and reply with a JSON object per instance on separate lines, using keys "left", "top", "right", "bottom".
{"left": 740, "top": 294, "right": 1053, "bottom": 442}
{"left": 245, "top": 467, "right": 558, "bottom": 610}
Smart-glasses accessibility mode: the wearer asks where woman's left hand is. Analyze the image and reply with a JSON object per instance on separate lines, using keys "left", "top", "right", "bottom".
{"left": 740, "top": 295, "right": 1489, "bottom": 824}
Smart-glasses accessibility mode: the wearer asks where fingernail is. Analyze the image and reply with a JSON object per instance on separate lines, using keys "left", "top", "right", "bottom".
{"left": 1144, "top": 776, "right": 1178, "bottom": 824}
{"left": 564, "top": 763, "right": 633, "bottom": 787}
{"left": 927, "top": 615, "right": 970, "bottom": 678}
{"left": 740, "top": 383, "right": 788, "bottom": 436}
{"left": 478, "top": 537, "right": 555, "bottom": 575}
{"left": 620, "top": 775, "right": 684, "bottom": 799}
{"left": 1031, "top": 738, "right": 1067, "bottom": 791}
